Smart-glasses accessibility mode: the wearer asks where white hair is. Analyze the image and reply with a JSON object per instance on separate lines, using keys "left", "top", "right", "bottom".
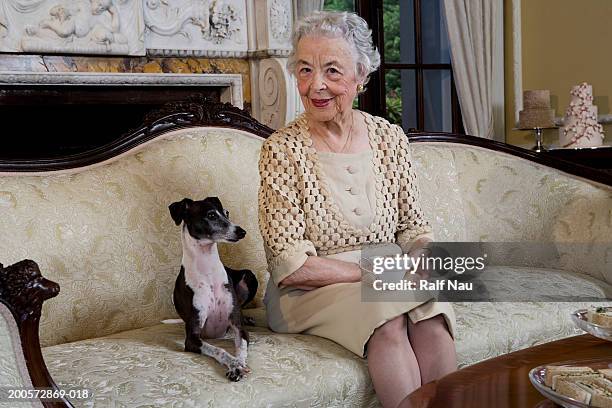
{"left": 287, "top": 11, "right": 381, "bottom": 91}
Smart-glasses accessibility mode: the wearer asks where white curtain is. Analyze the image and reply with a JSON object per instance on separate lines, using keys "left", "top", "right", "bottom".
{"left": 443, "top": 0, "right": 505, "bottom": 140}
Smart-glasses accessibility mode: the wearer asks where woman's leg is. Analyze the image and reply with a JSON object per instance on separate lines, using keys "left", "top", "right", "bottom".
{"left": 407, "top": 314, "right": 457, "bottom": 384}
{"left": 366, "top": 314, "right": 421, "bottom": 408}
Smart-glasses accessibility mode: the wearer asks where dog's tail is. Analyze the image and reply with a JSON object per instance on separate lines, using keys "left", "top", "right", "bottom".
{"left": 161, "top": 319, "right": 183, "bottom": 324}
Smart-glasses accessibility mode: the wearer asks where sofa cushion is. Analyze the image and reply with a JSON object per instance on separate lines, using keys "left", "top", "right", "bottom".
{"left": 450, "top": 266, "right": 611, "bottom": 366}
{"left": 0, "top": 128, "right": 270, "bottom": 347}
{"left": 248, "top": 266, "right": 610, "bottom": 365}
{"left": 41, "top": 265, "right": 609, "bottom": 407}
{"left": 453, "top": 300, "right": 598, "bottom": 368}
{"left": 39, "top": 308, "right": 603, "bottom": 407}
{"left": 43, "top": 323, "right": 380, "bottom": 408}
{"left": 463, "top": 265, "right": 612, "bottom": 301}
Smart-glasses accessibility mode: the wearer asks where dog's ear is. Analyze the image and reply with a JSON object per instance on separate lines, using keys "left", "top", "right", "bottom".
{"left": 205, "top": 197, "right": 223, "bottom": 211}
{"left": 169, "top": 198, "right": 193, "bottom": 226}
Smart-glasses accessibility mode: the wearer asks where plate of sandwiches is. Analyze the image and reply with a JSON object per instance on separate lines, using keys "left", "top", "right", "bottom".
{"left": 572, "top": 306, "right": 612, "bottom": 341}
{"left": 529, "top": 360, "right": 612, "bottom": 407}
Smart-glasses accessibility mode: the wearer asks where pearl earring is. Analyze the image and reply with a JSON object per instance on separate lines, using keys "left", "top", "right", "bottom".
{"left": 357, "top": 84, "right": 364, "bottom": 93}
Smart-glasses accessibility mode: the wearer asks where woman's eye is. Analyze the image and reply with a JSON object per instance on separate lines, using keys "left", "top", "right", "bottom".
{"left": 299, "top": 67, "right": 311, "bottom": 74}
{"left": 328, "top": 67, "right": 340, "bottom": 74}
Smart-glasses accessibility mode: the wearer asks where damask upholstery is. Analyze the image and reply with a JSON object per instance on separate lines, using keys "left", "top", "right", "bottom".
{"left": 42, "top": 293, "right": 607, "bottom": 408}
{"left": 412, "top": 143, "right": 612, "bottom": 284}
{"left": 43, "top": 323, "right": 379, "bottom": 408}
{"left": 0, "top": 129, "right": 270, "bottom": 347}
{"left": 1, "top": 126, "right": 610, "bottom": 407}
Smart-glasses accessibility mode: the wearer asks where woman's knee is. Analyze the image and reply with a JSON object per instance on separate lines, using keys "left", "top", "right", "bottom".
{"left": 409, "top": 314, "right": 452, "bottom": 341}
{"left": 371, "top": 314, "right": 408, "bottom": 345}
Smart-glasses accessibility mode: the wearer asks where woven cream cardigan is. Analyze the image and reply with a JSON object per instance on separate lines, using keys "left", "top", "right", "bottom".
{"left": 257, "top": 112, "right": 433, "bottom": 286}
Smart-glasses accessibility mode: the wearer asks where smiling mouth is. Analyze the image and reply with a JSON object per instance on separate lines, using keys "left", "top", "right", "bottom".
{"left": 311, "top": 98, "right": 332, "bottom": 108}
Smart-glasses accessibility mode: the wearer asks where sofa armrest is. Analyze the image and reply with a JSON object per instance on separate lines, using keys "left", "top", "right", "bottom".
{"left": 0, "top": 260, "right": 72, "bottom": 408}
{"left": 0, "top": 302, "right": 42, "bottom": 408}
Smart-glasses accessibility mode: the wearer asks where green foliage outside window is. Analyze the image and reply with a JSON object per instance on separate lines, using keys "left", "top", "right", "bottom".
{"left": 382, "top": 1, "right": 402, "bottom": 125}
{"left": 323, "top": 0, "right": 354, "bottom": 12}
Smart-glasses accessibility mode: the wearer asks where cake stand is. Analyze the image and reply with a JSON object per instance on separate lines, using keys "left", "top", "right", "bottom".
{"left": 517, "top": 126, "right": 558, "bottom": 152}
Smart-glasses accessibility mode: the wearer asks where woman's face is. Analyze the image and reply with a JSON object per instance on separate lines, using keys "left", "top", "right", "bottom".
{"left": 295, "top": 35, "right": 362, "bottom": 122}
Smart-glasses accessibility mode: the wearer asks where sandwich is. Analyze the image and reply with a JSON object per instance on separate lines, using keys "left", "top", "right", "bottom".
{"left": 555, "top": 379, "right": 591, "bottom": 404}
{"left": 546, "top": 367, "right": 612, "bottom": 408}
{"left": 574, "top": 380, "right": 612, "bottom": 408}
{"left": 587, "top": 307, "right": 612, "bottom": 327}
{"left": 592, "top": 377, "right": 612, "bottom": 389}
{"left": 599, "top": 369, "right": 612, "bottom": 381}
{"left": 551, "top": 372, "right": 603, "bottom": 390}
{"left": 545, "top": 365, "right": 594, "bottom": 387}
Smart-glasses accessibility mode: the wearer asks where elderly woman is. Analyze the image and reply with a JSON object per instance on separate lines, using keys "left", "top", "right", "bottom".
{"left": 257, "top": 11, "right": 457, "bottom": 408}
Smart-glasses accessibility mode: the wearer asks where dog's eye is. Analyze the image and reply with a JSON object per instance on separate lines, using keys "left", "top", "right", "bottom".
{"left": 207, "top": 212, "right": 217, "bottom": 219}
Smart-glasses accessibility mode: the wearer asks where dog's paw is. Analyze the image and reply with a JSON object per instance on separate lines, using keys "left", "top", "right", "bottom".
{"left": 225, "top": 361, "right": 250, "bottom": 382}
{"left": 242, "top": 316, "right": 256, "bottom": 326}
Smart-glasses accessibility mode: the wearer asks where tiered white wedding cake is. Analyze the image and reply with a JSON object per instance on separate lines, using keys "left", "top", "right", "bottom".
{"left": 559, "top": 83, "right": 605, "bottom": 148}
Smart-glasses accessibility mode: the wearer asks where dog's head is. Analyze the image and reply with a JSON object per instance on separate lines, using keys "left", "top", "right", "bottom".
{"left": 169, "top": 197, "right": 246, "bottom": 244}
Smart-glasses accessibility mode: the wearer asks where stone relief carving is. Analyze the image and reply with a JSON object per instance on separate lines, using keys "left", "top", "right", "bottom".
{"left": 145, "top": 0, "right": 247, "bottom": 56}
{"left": 269, "top": 0, "right": 290, "bottom": 42}
{"left": 0, "top": 0, "right": 292, "bottom": 58}
{"left": 248, "top": 1, "right": 298, "bottom": 128}
{"left": 0, "top": 71, "right": 244, "bottom": 108}
{"left": 259, "top": 58, "right": 287, "bottom": 129}
{"left": 0, "top": 0, "right": 145, "bottom": 55}
{"left": 0, "top": 6, "right": 8, "bottom": 40}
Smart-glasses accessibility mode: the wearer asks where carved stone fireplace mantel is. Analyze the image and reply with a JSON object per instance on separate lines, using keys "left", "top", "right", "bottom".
{"left": 0, "top": 71, "right": 244, "bottom": 108}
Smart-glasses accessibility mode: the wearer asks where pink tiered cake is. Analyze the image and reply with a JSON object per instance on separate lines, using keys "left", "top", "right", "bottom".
{"left": 559, "top": 83, "right": 605, "bottom": 148}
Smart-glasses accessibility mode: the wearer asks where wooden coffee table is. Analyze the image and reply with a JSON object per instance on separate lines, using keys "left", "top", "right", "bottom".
{"left": 400, "top": 334, "right": 612, "bottom": 408}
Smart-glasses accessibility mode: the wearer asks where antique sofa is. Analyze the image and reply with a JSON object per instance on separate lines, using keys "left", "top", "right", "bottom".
{"left": 1, "top": 101, "right": 611, "bottom": 408}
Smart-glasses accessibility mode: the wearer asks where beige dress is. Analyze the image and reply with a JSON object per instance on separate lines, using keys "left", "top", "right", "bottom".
{"left": 258, "top": 112, "right": 456, "bottom": 358}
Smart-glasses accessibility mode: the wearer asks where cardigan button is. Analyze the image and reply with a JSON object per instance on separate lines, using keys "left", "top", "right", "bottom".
{"left": 346, "top": 165, "right": 357, "bottom": 174}
{"left": 353, "top": 207, "right": 363, "bottom": 216}
{"left": 345, "top": 186, "right": 357, "bottom": 195}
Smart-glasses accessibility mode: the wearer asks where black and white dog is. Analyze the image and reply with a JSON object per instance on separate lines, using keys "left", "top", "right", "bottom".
{"left": 169, "top": 197, "right": 258, "bottom": 381}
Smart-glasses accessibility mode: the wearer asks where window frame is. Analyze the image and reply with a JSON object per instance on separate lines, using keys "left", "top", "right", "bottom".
{"left": 356, "top": 0, "right": 464, "bottom": 134}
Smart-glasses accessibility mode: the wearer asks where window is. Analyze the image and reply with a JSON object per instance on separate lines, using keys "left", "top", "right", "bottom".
{"left": 325, "top": 0, "right": 463, "bottom": 133}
